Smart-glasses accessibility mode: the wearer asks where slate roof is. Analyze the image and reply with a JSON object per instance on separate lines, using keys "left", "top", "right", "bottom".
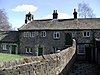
{"left": 18, "top": 18, "right": 100, "bottom": 30}
{"left": 0, "top": 31, "right": 18, "bottom": 43}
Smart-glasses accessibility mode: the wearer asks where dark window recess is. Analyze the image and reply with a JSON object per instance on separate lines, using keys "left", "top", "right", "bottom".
{"left": 84, "top": 32, "right": 86, "bottom": 36}
{"left": 87, "top": 32, "right": 89, "bottom": 36}
{"left": 57, "top": 33, "right": 59, "bottom": 37}
{"left": 83, "top": 32, "right": 90, "bottom": 37}
{"left": 54, "top": 34, "right": 56, "bottom": 37}
{"left": 41, "top": 31, "right": 46, "bottom": 37}
{"left": 30, "top": 48, "right": 32, "bottom": 52}
{"left": 26, "top": 47, "right": 32, "bottom": 53}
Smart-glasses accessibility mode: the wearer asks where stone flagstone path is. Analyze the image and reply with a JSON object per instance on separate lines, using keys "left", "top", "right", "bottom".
{"left": 69, "top": 61, "right": 100, "bottom": 75}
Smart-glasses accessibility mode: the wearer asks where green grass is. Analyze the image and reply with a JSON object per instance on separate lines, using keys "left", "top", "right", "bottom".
{"left": 0, "top": 53, "right": 31, "bottom": 62}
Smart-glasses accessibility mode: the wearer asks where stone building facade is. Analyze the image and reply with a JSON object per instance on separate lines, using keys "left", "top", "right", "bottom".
{"left": 0, "top": 10, "right": 100, "bottom": 64}
{"left": 18, "top": 29, "right": 74, "bottom": 56}
{"left": 18, "top": 17, "right": 100, "bottom": 63}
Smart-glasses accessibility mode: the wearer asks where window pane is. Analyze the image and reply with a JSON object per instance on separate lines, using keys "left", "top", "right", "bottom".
{"left": 31, "top": 32, "right": 34, "bottom": 37}
{"left": 57, "top": 33, "right": 59, "bottom": 37}
{"left": 84, "top": 32, "right": 86, "bottom": 36}
{"left": 55, "top": 33, "right": 56, "bottom": 38}
{"left": 24, "top": 32, "right": 30, "bottom": 37}
{"left": 2, "top": 44, "right": 7, "bottom": 50}
{"left": 43, "top": 32, "right": 45, "bottom": 37}
{"left": 87, "top": 32, "right": 90, "bottom": 36}
{"left": 24, "top": 32, "right": 26, "bottom": 37}
{"left": 53, "top": 32, "right": 60, "bottom": 39}
{"left": 41, "top": 31, "right": 46, "bottom": 37}
{"left": 29, "top": 32, "right": 31, "bottom": 37}
{"left": 41, "top": 32, "right": 43, "bottom": 36}
{"left": 26, "top": 32, "right": 29, "bottom": 37}
{"left": 30, "top": 48, "right": 32, "bottom": 53}
{"left": 77, "top": 45, "right": 85, "bottom": 54}
{"left": 26, "top": 48, "right": 29, "bottom": 53}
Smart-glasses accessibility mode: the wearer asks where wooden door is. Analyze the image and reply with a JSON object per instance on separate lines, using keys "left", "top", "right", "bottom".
{"left": 38, "top": 47, "right": 43, "bottom": 56}
{"left": 11, "top": 45, "right": 16, "bottom": 54}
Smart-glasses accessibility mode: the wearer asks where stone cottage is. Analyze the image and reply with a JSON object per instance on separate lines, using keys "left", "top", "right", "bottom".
{"left": 0, "top": 9, "right": 100, "bottom": 63}
{"left": 0, "top": 31, "right": 18, "bottom": 54}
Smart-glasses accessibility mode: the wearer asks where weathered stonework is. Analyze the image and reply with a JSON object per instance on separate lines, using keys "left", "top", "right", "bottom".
{"left": 18, "top": 28, "right": 100, "bottom": 63}
{"left": 19, "top": 30, "right": 68, "bottom": 55}
{"left": 0, "top": 18, "right": 100, "bottom": 64}
{"left": 0, "top": 40, "right": 76, "bottom": 75}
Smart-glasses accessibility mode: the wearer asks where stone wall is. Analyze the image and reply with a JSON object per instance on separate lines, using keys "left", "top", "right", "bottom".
{"left": 0, "top": 40, "right": 76, "bottom": 75}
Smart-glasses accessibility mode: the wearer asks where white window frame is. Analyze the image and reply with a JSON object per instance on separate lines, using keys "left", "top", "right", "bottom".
{"left": 41, "top": 31, "right": 46, "bottom": 37}
{"left": 77, "top": 45, "right": 85, "bottom": 54}
{"left": 83, "top": 31, "right": 90, "bottom": 37}
{"left": 31, "top": 32, "right": 34, "bottom": 37}
{"left": 24, "top": 32, "right": 35, "bottom": 37}
{"left": 2, "top": 44, "right": 7, "bottom": 50}
{"left": 26, "top": 47, "right": 32, "bottom": 53}
{"left": 53, "top": 47, "right": 59, "bottom": 53}
{"left": 24, "top": 32, "right": 29, "bottom": 37}
{"left": 53, "top": 32, "right": 60, "bottom": 39}
{"left": 29, "top": 48, "right": 32, "bottom": 53}
{"left": 29, "top": 32, "right": 32, "bottom": 37}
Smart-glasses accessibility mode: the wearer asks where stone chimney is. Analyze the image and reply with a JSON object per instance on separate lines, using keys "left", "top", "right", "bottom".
{"left": 25, "top": 12, "right": 33, "bottom": 24}
{"left": 73, "top": 9, "right": 77, "bottom": 19}
{"left": 53, "top": 10, "right": 58, "bottom": 19}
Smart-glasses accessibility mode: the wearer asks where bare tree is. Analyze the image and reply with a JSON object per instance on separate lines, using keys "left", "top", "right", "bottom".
{"left": 0, "top": 9, "right": 12, "bottom": 31}
{"left": 78, "top": 2, "right": 95, "bottom": 18}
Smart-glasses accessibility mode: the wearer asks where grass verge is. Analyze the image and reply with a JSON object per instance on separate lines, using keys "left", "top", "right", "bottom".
{"left": 0, "top": 53, "right": 31, "bottom": 62}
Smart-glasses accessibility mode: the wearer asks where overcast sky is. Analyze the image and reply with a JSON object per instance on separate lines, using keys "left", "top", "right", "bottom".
{"left": 0, "top": 0, "right": 100, "bottom": 29}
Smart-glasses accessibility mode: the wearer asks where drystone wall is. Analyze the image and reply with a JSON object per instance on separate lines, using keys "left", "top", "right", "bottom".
{"left": 0, "top": 40, "right": 76, "bottom": 75}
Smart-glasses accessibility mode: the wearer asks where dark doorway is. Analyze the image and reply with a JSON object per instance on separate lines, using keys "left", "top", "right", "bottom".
{"left": 95, "top": 41, "right": 100, "bottom": 64}
{"left": 65, "top": 33, "right": 73, "bottom": 47}
{"left": 11, "top": 45, "right": 16, "bottom": 54}
{"left": 85, "top": 46, "right": 92, "bottom": 61}
{"left": 38, "top": 47, "right": 43, "bottom": 56}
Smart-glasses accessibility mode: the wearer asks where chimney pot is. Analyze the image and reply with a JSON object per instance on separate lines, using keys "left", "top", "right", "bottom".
{"left": 25, "top": 12, "right": 34, "bottom": 24}
{"left": 53, "top": 10, "right": 58, "bottom": 19}
{"left": 73, "top": 9, "right": 77, "bottom": 19}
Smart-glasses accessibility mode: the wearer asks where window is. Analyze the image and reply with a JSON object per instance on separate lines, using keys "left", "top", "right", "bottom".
{"left": 28, "top": 32, "right": 31, "bottom": 37}
{"left": 41, "top": 31, "right": 46, "bottom": 37}
{"left": 24, "top": 32, "right": 35, "bottom": 37}
{"left": 53, "top": 47, "right": 59, "bottom": 53}
{"left": 72, "top": 31, "right": 76, "bottom": 38}
{"left": 31, "top": 32, "right": 34, "bottom": 37}
{"left": 83, "top": 32, "right": 90, "bottom": 37}
{"left": 26, "top": 47, "right": 32, "bottom": 53}
{"left": 24, "top": 32, "right": 29, "bottom": 37}
{"left": 77, "top": 45, "right": 85, "bottom": 54}
{"left": 53, "top": 32, "right": 60, "bottom": 39}
{"left": 2, "top": 44, "right": 8, "bottom": 50}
